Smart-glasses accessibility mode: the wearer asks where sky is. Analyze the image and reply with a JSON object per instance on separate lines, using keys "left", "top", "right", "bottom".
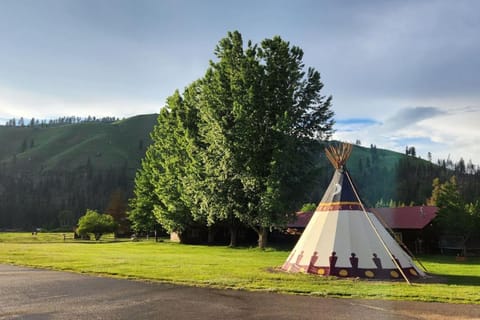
{"left": 1, "top": 0, "right": 479, "bottom": 164}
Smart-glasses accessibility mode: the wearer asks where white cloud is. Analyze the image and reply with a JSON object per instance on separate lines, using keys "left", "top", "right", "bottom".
{"left": 0, "top": 86, "right": 160, "bottom": 120}
{"left": 420, "top": 107, "right": 480, "bottom": 161}
{"left": 334, "top": 106, "right": 480, "bottom": 164}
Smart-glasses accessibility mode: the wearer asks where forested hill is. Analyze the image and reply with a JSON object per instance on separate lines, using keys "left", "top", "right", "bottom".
{"left": 0, "top": 114, "right": 158, "bottom": 229}
{"left": 0, "top": 114, "right": 158, "bottom": 173}
{"left": 1, "top": 113, "right": 478, "bottom": 230}
{"left": 300, "top": 143, "right": 480, "bottom": 210}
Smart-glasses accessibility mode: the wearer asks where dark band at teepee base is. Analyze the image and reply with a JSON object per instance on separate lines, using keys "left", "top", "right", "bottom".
{"left": 282, "top": 143, "right": 426, "bottom": 283}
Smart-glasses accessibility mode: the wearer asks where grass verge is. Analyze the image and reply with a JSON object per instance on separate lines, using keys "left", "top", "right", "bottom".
{"left": 0, "top": 232, "right": 479, "bottom": 304}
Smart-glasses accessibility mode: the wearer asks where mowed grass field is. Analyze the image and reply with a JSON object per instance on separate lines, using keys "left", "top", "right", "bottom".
{"left": 1, "top": 232, "right": 479, "bottom": 304}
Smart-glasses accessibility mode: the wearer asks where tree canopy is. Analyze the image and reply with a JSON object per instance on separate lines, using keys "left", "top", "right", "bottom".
{"left": 428, "top": 176, "right": 480, "bottom": 255}
{"left": 128, "top": 31, "right": 334, "bottom": 247}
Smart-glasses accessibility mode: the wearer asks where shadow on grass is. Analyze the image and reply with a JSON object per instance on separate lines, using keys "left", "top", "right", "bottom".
{"left": 416, "top": 255, "right": 480, "bottom": 286}
{"left": 435, "top": 273, "right": 480, "bottom": 286}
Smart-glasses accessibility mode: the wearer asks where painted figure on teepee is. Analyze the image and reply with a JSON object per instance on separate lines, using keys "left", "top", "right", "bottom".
{"left": 282, "top": 143, "right": 425, "bottom": 282}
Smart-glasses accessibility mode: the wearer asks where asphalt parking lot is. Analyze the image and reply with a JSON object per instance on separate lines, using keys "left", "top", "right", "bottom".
{"left": 0, "top": 264, "right": 479, "bottom": 319}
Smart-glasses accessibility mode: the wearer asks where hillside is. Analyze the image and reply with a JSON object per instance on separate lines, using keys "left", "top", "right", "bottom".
{"left": 0, "top": 114, "right": 158, "bottom": 230}
{"left": 2, "top": 116, "right": 468, "bottom": 230}
{"left": 0, "top": 116, "right": 407, "bottom": 182}
{"left": 347, "top": 144, "right": 428, "bottom": 206}
{"left": 0, "top": 114, "right": 158, "bottom": 174}
{"left": 307, "top": 143, "right": 426, "bottom": 207}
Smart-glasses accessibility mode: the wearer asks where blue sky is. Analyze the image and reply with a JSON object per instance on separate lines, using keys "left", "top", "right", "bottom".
{"left": 1, "top": 0, "right": 480, "bottom": 164}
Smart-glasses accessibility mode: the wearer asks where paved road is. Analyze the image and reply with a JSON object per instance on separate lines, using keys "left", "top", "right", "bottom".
{"left": 0, "top": 264, "right": 479, "bottom": 320}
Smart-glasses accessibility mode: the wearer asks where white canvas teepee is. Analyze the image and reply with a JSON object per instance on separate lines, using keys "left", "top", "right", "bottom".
{"left": 282, "top": 143, "right": 425, "bottom": 281}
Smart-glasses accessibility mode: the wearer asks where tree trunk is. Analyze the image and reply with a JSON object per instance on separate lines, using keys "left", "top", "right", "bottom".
{"left": 257, "top": 227, "right": 268, "bottom": 249}
{"left": 229, "top": 225, "right": 238, "bottom": 247}
{"left": 208, "top": 227, "right": 216, "bottom": 245}
{"left": 176, "top": 232, "right": 187, "bottom": 244}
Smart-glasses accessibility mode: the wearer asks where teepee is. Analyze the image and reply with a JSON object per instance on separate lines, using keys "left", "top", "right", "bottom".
{"left": 282, "top": 143, "right": 425, "bottom": 282}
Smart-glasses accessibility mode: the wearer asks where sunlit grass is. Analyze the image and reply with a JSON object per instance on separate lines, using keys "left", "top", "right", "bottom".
{"left": 0, "top": 232, "right": 479, "bottom": 304}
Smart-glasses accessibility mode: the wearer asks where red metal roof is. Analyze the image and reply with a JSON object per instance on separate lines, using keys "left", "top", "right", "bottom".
{"left": 372, "top": 206, "right": 437, "bottom": 229}
{"left": 289, "top": 206, "right": 437, "bottom": 230}
{"left": 289, "top": 211, "right": 314, "bottom": 228}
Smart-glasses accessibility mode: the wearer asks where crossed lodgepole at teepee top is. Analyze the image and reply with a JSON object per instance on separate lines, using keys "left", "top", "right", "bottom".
{"left": 325, "top": 142, "right": 353, "bottom": 170}
{"left": 282, "top": 142, "right": 426, "bottom": 284}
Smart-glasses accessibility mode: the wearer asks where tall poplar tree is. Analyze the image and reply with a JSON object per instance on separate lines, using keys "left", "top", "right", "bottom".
{"left": 129, "top": 31, "right": 334, "bottom": 248}
{"left": 127, "top": 158, "right": 158, "bottom": 234}
{"left": 151, "top": 90, "right": 203, "bottom": 240}
{"left": 199, "top": 31, "right": 334, "bottom": 248}
{"left": 128, "top": 88, "right": 202, "bottom": 242}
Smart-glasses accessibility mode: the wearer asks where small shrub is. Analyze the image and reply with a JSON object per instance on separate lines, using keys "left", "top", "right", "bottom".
{"left": 76, "top": 209, "right": 117, "bottom": 240}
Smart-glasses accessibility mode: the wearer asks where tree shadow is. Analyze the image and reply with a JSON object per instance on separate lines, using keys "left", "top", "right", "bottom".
{"left": 442, "top": 274, "right": 480, "bottom": 286}
{"left": 419, "top": 273, "right": 480, "bottom": 286}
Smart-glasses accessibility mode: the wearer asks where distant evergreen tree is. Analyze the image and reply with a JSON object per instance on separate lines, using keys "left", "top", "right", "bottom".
{"left": 57, "top": 210, "right": 75, "bottom": 228}
{"left": 428, "top": 176, "right": 480, "bottom": 255}
{"left": 456, "top": 158, "right": 466, "bottom": 174}
{"left": 20, "top": 139, "right": 27, "bottom": 153}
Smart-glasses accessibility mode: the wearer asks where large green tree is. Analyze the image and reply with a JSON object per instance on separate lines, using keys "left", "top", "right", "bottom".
{"left": 127, "top": 160, "right": 158, "bottom": 234}
{"left": 138, "top": 87, "right": 204, "bottom": 243}
{"left": 198, "top": 31, "right": 334, "bottom": 248}
{"left": 429, "top": 176, "right": 480, "bottom": 255}
{"left": 129, "top": 31, "right": 334, "bottom": 248}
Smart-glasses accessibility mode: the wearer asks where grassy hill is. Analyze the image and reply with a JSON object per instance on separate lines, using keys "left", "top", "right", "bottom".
{"left": 317, "top": 143, "right": 438, "bottom": 207}
{"left": 1, "top": 115, "right": 445, "bottom": 229}
{"left": 0, "top": 114, "right": 158, "bottom": 174}
{"left": 0, "top": 115, "right": 410, "bottom": 179}
{"left": 348, "top": 144, "right": 405, "bottom": 174}
{"left": 0, "top": 114, "right": 159, "bottom": 229}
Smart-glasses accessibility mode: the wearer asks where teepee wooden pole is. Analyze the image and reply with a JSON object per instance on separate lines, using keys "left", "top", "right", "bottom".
{"left": 370, "top": 207, "right": 429, "bottom": 273}
{"left": 325, "top": 143, "right": 352, "bottom": 170}
{"left": 345, "top": 170, "right": 412, "bottom": 285}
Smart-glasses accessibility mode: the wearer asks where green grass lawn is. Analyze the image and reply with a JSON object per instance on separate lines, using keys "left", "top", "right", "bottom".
{"left": 1, "top": 232, "right": 479, "bottom": 304}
